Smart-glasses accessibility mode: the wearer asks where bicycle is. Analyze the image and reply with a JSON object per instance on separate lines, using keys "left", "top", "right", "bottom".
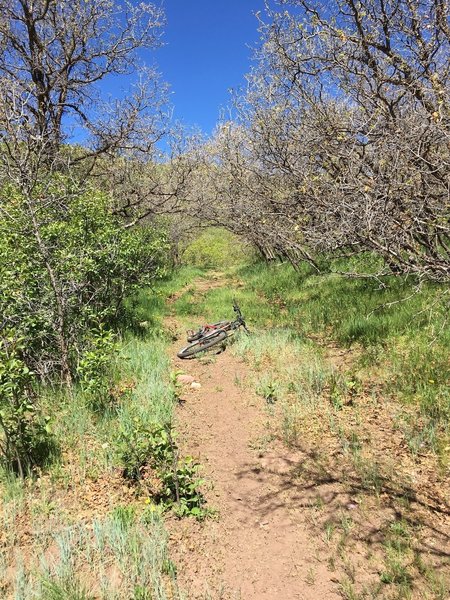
{"left": 177, "top": 302, "right": 249, "bottom": 359}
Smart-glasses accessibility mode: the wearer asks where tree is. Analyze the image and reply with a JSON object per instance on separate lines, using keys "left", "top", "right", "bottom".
{"left": 0, "top": 1, "right": 170, "bottom": 384}
{"left": 192, "top": 0, "right": 450, "bottom": 279}
{"left": 0, "top": 0, "right": 166, "bottom": 163}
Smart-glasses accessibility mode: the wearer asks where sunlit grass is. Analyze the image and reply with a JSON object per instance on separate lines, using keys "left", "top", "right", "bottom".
{"left": 232, "top": 259, "right": 450, "bottom": 454}
{"left": 13, "top": 507, "right": 179, "bottom": 600}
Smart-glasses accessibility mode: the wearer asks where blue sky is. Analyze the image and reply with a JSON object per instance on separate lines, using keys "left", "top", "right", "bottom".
{"left": 155, "top": 1, "right": 265, "bottom": 133}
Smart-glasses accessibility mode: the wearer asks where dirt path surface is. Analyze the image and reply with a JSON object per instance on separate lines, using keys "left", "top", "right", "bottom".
{"left": 165, "top": 282, "right": 340, "bottom": 600}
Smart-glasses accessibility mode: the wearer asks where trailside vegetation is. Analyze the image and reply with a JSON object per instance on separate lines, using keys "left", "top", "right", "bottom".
{"left": 0, "top": 0, "right": 449, "bottom": 596}
{"left": 0, "top": 0, "right": 172, "bottom": 472}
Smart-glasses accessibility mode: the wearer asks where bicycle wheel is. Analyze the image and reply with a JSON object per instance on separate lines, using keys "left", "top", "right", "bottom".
{"left": 187, "top": 321, "right": 231, "bottom": 342}
{"left": 187, "top": 328, "right": 204, "bottom": 343}
{"left": 177, "top": 330, "right": 228, "bottom": 358}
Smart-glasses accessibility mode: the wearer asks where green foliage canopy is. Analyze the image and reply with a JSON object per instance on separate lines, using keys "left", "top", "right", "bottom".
{"left": 0, "top": 178, "right": 169, "bottom": 377}
{"left": 0, "top": 177, "right": 169, "bottom": 471}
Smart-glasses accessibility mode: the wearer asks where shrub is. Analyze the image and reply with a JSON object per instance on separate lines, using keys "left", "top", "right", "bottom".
{"left": 0, "top": 335, "right": 55, "bottom": 475}
{"left": 182, "top": 228, "right": 254, "bottom": 269}
{"left": 77, "top": 326, "right": 118, "bottom": 409}
{"left": 0, "top": 179, "right": 170, "bottom": 383}
{"left": 116, "top": 418, "right": 205, "bottom": 517}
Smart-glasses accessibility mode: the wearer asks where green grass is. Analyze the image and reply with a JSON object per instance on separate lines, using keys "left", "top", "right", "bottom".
{"left": 238, "top": 260, "right": 449, "bottom": 344}
{"left": 117, "top": 334, "right": 175, "bottom": 426}
{"left": 234, "top": 260, "right": 450, "bottom": 453}
{"left": 14, "top": 507, "right": 180, "bottom": 600}
{"left": 172, "top": 280, "right": 276, "bottom": 329}
{"left": 3, "top": 253, "right": 448, "bottom": 598}
{"left": 124, "top": 265, "right": 206, "bottom": 333}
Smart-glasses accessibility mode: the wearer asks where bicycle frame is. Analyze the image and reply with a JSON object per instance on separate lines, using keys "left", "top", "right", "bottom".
{"left": 178, "top": 302, "right": 249, "bottom": 358}
{"left": 186, "top": 301, "right": 248, "bottom": 342}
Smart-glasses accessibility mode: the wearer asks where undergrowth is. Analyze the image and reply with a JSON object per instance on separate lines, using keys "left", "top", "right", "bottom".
{"left": 0, "top": 265, "right": 205, "bottom": 598}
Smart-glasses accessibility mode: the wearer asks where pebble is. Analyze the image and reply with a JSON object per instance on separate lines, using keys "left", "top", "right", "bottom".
{"left": 177, "top": 374, "right": 196, "bottom": 384}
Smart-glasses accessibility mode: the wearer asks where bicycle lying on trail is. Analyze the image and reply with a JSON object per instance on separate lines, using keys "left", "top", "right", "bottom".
{"left": 177, "top": 302, "right": 249, "bottom": 359}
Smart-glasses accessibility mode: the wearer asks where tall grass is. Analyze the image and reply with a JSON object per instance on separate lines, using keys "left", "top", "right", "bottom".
{"left": 234, "top": 259, "right": 450, "bottom": 453}
{"left": 118, "top": 335, "right": 175, "bottom": 426}
{"left": 124, "top": 265, "right": 205, "bottom": 333}
{"left": 14, "top": 507, "right": 180, "bottom": 600}
{"left": 238, "top": 260, "right": 448, "bottom": 344}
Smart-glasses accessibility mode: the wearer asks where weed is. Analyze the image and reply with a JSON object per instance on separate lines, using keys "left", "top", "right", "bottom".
{"left": 340, "top": 514, "right": 354, "bottom": 537}
{"left": 380, "top": 519, "right": 414, "bottom": 593}
{"left": 255, "top": 376, "right": 280, "bottom": 404}
{"left": 169, "top": 369, "right": 184, "bottom": 401}
{"left": 352, "top": 454, "right": 384, "bottom": 495}
{"left": 40, "top": 577, "right": 94, "bottom": 600}
{"left": 117, "top": 419, "right": 206, "bottom": 518}
{"left": 338, "top": 578, "right": 362, "bottom": 600}
{"left": 424, "top": 570, "right": 449, "bottom": 600}
{"left": 324, "top": 521, "right": 335, "bottom": 544}
{"left": 111, "top": 504, "right": 136, "bottom": 528}
{"left": 280, "top": 400, "right": 301, "bottom": 446}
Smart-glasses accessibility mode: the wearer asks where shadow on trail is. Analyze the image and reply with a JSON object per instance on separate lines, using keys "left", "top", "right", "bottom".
{"left": 233, "top": 445, "right": 450, "bottom": 578}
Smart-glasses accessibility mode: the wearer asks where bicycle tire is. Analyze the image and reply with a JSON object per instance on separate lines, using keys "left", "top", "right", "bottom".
{"left": 177, "top": 330, "right": 228, "bottom": 359}
{"left": 187, "top": 321, "right": 231, "bottom": 342}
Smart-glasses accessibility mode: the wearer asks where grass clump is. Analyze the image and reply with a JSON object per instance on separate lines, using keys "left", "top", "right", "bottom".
{"left": 15, "top": 508, "right": 180, "bottom": 600}
{"left": 380, "top": 519, "right": 415, "bottom": 592}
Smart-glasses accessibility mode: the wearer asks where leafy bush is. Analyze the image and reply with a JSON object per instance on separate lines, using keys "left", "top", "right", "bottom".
{"left": 0, "top": 335, "right": 55, "bottom": 475}
{"left": 0, "top": 179, "right": 169, "bottom": 383}
{"left": 0, "top": 178, "right": 170, "bottom": 473}
{"left": 77, "top": 326, "right": 118, "bottom": 409}
{"left": 182, "top": 228, "right": 254, "bottom": 269}
{"left": 116, "top": 418, "right": 205, "bottom": 517}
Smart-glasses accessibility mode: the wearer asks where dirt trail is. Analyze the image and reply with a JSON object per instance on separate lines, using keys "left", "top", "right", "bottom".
{"left": 165, "top": 280, "right": 340, "bottom": 600}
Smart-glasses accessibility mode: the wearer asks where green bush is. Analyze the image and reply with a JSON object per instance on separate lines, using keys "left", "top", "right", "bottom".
{"left": 182, "top": 228, "right": 254, "bottom": 269}
{"left": 116, "top": 418, "right": 205, "bottom": 517}
{"left": 0, "top": 178, "right": 170, "bottom": 473}
{"left": 0, "top": 179, "right": 169, "bottom": 383}
{"left": 77, "top": 326, "right": 118, "bottom": 409}
{"left": 0, "top": 336, "right": 55, "bottom": 475}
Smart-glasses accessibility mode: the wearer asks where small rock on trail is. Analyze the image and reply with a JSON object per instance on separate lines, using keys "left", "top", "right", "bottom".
{"left": 176, "top": 374, "right": 196, "bottom": 385}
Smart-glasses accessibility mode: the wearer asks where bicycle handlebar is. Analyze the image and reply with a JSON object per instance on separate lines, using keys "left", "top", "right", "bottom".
{"left": 232, "top": 299, "right": 242, "bottom": 317}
